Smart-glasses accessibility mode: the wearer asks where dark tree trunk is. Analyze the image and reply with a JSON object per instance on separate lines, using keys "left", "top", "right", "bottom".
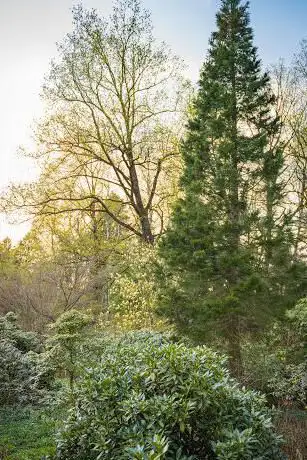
{"left": 227, "top": 317, "right": 243, "bottom": 378}
{"left": 129, "top": 157, "right": 155, "bottom": 244}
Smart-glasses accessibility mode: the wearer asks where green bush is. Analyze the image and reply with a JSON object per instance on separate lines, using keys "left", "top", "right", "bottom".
{"left": 0, "top": 312, "right": 54, "bottom": 406}
{"left": 45, "top": 309, "right": 92, "bottom": 394}
{"left": 242, "top": 298, "right": 307, "bottom": 407}
{"left": 0, "top": 311, "right": 40, "bottom": 352}
{"left": 54, "top": 333, "right": 285, "bottom": 459}
{"left": 242, "top": 339, "right": 306, "bottom": 407}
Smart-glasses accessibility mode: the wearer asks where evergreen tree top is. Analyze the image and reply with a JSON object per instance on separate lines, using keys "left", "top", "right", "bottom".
{"left": 183, "top": 0, "right": 278, "bottom": 180}
{"left": 206, "top": 0, "right": 261, "bottom": 80}
{"left": 220, "top": 0, "right": 249, "bottom": 13}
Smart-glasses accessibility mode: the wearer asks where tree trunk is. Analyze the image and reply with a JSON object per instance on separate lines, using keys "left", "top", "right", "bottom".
{"left": 69, "top": 371, "right": 74, "bottom": 394}
{"left": 294, "top": 168, "right": 307, "bottom": 259}
{"left": 140, "top": 213, "right": 155, "bottom": 245}
{"left": 129, "top": 158, "right": 155, "bottom": 244}
{"left": 264, "top": 181, "right": 274, "bottom": 269}
{"left": 227, "top": 317, "right": 243, "bottom": 378}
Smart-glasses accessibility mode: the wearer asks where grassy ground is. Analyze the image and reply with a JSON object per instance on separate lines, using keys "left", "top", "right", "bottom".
{"left": 0, "top": 406, "right": 56, "bottom": 459}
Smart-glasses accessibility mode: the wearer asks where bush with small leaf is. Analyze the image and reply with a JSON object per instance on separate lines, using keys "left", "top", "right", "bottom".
{"left": 242, "top": 298, "right": 307, "bottom": 407}
{"left": 54, "top": 332, "right": 285, "bottom": 459}
{"left": 45, "top": 309, "right": 92, "bottom": 393}
{"left": 0, "top": 312, "right": 52, "bottom": 406}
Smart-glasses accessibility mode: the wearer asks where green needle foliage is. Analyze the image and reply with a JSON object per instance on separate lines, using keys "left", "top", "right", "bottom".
{"left": 158, "top": 0, "right": 305, "bottom": 374}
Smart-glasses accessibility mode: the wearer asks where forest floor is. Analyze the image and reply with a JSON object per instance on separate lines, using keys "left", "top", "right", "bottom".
{"left": 276, "top": 409, "right": 307, "bottom": 459}
{"left": 0, "top": 407, "right": 56, "bottom": 459}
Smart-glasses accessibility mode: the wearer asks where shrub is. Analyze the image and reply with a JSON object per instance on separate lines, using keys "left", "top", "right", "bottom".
{"left": 45, "top": 310, "right": 92, "bottom": 393}
{"left": 242, "top": 340, "right": 307, "bottom": 407}
{"left": 0, "top": 312, "right": 53, "bottom": 406}
{"left": 0, "top": 311, "right": 40, "bottom": 352}
{"left": 287, "top": 298, "right": 307, "bottom": 331}
{"left": 242, "top": 298, "right": 307, "bottom": 407}
{"left": 54, "top": 333, "right": 285, "bottom": 459}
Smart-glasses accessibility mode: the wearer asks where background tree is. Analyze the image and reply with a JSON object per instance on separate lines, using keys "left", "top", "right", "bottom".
{"left": 105, "top": 242, "right": 166, "bottom": 331}
{"left": 0, "top": 196, "right": 131, "bottom": 329}
{"left": 4, "top": 0, "right": 186, "bottom": 245}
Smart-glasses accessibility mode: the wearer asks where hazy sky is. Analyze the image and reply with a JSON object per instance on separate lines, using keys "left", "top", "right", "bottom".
{"left": 1, "top": 0, "right": 306, "bottom": 241}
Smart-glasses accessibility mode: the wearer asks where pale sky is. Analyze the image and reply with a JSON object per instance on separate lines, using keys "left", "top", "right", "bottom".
{"left": 1, "top": 0, "right": 306, "bottom": 242}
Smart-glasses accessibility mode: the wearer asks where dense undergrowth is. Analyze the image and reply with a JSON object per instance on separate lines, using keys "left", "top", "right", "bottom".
{"left": 0, "top": 290, "right": 306, "bottom": 459}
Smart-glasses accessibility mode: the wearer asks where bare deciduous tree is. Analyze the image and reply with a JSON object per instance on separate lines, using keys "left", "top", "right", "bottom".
{"left": 4, "top": 0, "right": 186, "bottom": 244}
{"left": 269, "top": 55, "right": 307, "bottom": 257}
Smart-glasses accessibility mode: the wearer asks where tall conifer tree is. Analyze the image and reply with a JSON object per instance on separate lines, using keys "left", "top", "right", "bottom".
{"left": 158, "top": 0, "right": 287, "bottom": 374}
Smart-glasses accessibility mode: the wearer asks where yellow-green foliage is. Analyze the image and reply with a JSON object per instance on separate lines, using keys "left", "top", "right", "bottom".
{"left": 105, "top": 243, "right": 166, "bottom": 331}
